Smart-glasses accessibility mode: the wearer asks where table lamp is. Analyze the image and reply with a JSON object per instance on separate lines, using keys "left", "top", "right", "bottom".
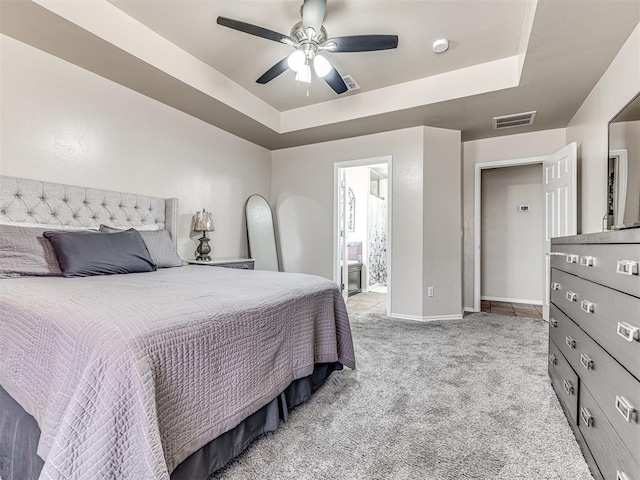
{"left": 193, "top": 209, "right": 214, "bottom": 261}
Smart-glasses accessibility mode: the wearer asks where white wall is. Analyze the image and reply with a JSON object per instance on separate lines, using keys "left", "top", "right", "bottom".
{"left": 462, "top": 128, "right": 566, "bottom": 309}
{"left": 481, "top": 164, "right": 544, "bottom": 303}
{"left": 567, "top": 22, "right": 640, "bottom": 233}
{"left": 0, "top": 35, "right": 271, "bottom": 261}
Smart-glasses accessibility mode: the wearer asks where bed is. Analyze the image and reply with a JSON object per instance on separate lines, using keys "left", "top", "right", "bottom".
{"left": 0, "top": 175, "right": 355, "bottom": 480}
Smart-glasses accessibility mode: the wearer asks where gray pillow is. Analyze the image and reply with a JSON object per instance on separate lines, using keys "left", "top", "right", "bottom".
{"left": 99, "top": 225, "right": 186, "bottom": 268}
{"left": 0, "top": 224, "right": 62, "bottom": 278}
{"left": 43, "top": 229, "right": 156, "bottom": 277}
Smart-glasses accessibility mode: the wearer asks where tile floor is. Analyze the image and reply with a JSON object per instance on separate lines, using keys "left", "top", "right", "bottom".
{"left": 347, "top": 294, "right": 542, "bottom": 319}
{"left": 346, "top": 292, "right": 387, "bottom": 314}
{"left": 481, "top": 300, "right": 542, "bottom": 319}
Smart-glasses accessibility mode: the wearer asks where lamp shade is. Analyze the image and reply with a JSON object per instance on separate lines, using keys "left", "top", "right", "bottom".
{"left": 313, "top": 55, "right": 332, "bottom": 77}
{"left": 287, "top": 50, "right": 306, "bottom": 72}
{"left": 194, "top": 209, "right": 214, "bottom": 232}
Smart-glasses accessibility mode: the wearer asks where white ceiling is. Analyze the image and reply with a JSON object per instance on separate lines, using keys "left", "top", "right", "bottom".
{"left": 1, "top": 0, "right": 639, "bottom": 150}
{"left": 110, "top": 0, "right": 528, "bottom": 111}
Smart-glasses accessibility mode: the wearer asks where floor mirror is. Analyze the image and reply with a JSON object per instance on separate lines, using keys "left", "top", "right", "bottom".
{"left": 245, "top": 194, "right": 279, "bottom": 271}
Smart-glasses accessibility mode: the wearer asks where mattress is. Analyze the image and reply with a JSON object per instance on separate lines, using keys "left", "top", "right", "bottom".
{"left": 0, "top": 265, "right": 355, "bottom": 479}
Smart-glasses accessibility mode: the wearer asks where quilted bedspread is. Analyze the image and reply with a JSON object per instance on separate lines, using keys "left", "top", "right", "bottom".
{"left": 0, "top": 266, "right": 355, "bottom": 479}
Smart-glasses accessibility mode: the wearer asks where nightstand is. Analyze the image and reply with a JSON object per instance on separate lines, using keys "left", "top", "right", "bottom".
{"left": 188, "top": 258, "right": 255, "bottom": 270}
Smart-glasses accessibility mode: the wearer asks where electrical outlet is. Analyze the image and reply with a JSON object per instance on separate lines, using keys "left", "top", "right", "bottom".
{"left": 427, "top": 286, "right": 434, "bottom": 297}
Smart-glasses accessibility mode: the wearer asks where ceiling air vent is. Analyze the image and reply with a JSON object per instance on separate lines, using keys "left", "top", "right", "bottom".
{"left": 493, "top": 111, "right": 537, "bottom": 130}
{"left": 342, "top": 75, "right": 360, "bottom": 91}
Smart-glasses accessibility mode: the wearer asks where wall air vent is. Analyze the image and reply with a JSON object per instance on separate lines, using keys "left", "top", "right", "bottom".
{"left": 493, "top": 111, "right": 537, "bottom": 130}
{"left": 342, "top": 75, "right": 360, "bottom": 91}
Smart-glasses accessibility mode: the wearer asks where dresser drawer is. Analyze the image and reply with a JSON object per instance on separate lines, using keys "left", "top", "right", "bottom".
{"left": 551, "top": 243, "right": 640, "bottom": 298}
{"left": 551, "top": 269, "right": 640, "bottom": 380}
{"left": 222, "top": 261, "right": 255, "bottom": 270}
{"left": 548, "top": 339, "right": 579, "bottom": 423}
{"left": 579, "top": 385, "right": 640, "bottom": 480}
{"left": 575, "top": 330, "right": 640, "bottom": 461}
{"left": 549, "top": 303, "right": 586, "bottom": 372}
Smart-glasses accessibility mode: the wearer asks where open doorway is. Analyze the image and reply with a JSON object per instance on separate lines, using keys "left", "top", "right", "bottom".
{"left": 473, "top": 143, "right": 577, "bottom": 320}
{"left": 334, "top": 157, "right": 392, "bottom": 316}
{"left": 480, "top": 163, "right": 545, "bottom": 319}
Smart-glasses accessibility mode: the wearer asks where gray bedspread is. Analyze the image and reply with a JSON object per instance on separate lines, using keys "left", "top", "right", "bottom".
{"left": 0, "top": 266, "right": 355, "bottom": 479}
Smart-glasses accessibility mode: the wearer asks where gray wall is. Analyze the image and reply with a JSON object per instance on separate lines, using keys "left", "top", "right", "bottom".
{"left": 272, "top": 126, "right": 462, "bottom": 319}
{"left": 481, "top": 164, "right": 544, "bottom": 303}
{"left": 567, "top": 22, "right": 640, "bottom": 233}
{"left": 462, "top": 129, "right": 566, "bottom": 309}
{"left": 0, "top": 35, "right": 272, "bottom": 261}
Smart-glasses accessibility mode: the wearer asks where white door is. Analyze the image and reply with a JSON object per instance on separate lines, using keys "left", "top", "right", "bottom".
{"left": 338, "top": 171, "right": 350, "bottom": 302}
{"left": 543, "top": 142, "right": 577, "bottom": 320}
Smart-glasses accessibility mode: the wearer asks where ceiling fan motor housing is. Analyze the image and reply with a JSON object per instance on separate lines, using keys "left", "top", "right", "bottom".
{"left": 290, "top": 21, "right": 328, "bottom": 58}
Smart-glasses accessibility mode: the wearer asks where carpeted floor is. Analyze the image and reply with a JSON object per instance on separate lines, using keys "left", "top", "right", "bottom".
{"left": 213, "top": 312, "right": 593, "bottom": 480}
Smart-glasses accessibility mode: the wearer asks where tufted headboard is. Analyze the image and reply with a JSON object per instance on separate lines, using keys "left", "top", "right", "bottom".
{"left": 0, "top": 176, "right": 179, "bottom": 248}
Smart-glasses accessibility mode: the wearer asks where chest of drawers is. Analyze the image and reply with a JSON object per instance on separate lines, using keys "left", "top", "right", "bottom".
{"left": 549, "top": 230, "right": 640, "bottom": 480}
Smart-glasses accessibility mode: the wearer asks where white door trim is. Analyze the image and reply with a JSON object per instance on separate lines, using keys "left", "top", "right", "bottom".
{"left": 334, "top": 155, "right": 392, "bottom": 316}
{"left": 473, "top": 156, "right": 547, "bottom": 313}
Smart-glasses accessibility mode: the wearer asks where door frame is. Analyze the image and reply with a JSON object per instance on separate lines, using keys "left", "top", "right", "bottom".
{"left": 334, "top": 155, "right": 393, "bottom": 316}
{"left": 473, "top": 155, "right": 547, "bottom": 313}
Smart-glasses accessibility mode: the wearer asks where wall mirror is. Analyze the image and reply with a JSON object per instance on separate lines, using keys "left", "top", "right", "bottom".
{"left": 608, "top": 91, "right": 640, "bottom": 229}
{"left": 245, "top": 194, "right": 279, "bottom": 271}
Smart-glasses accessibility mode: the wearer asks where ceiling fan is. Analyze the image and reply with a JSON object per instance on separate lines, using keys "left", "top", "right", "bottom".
{"left": 217, "top": 0, "right": 399, "bottom": 94}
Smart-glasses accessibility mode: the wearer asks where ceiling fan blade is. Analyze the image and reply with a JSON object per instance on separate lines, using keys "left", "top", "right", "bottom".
{"left": 302, "top": 0, "right": 327, "bottom": 34}
{"left": 256, "top": 57, "right": 290, "bottom": 84}
{"left": 326, "top": 35, "right": 399, "bottom": 52}
{"left": 217, "top": 16, "right": 291, "bottom": 44}
{"left": 323, "top": 62, "right": 348, "bottom": 94}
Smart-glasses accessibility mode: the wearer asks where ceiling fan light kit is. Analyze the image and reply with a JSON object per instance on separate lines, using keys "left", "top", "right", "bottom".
{"left": 216, "top": 0, "right": 399, "bottom": 95}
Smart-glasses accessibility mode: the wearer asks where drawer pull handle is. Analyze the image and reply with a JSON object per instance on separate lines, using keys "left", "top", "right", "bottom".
{"left": 566, "top": 291, "right": 577, "bottom": 302}
{"left": 566, "top": 254, "right": 579, "bottom": 264}
{"left": 565, "top": 336, "right": 576, "bottom": 349}
{"left": 242, "top": 264, "right": 249, "bottom": 269}
{"left": 616, "top": 260, "right": 639, "bottom": 276}
{"left": 580, "top": 407, "right": 593, "bottom": 427}
{"left": 580, "top": 354, "right": 593, "bottom": 370}
{"left": 617, "top": 322, "right": 640, "bottom": 342}
{"left": 550, "top": 318, "right": 558, "bottom": 328}
{"left": 617, "top": 471, "right": 631, "bottom": 480}
{"left": 548, "top": 354, "right": 557, "bottom": 365}
{"left": 563, "top": 380, "right": 574, "bottom": 396}
{"left": 580, "top": 300, "right": 594, "bottom": 314}
{"left": 579, "top": 255, "right": 594, "bottom": 267}
{"left": 615, "top": 396, "right": 636, "bottom": 423}
{"left": 551, "top": 282, "right": 561, "bottom": 291}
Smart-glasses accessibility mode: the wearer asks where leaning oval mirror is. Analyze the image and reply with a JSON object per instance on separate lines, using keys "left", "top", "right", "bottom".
{"left": 246, "top": 194, "right": 279, "bottom": 271}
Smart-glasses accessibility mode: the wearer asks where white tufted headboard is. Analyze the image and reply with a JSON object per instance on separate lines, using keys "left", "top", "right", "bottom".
{"left": 0, "top": 176, "right": 179, "bottom": 247}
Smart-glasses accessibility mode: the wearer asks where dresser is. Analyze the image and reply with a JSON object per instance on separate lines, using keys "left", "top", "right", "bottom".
{"left": 188, "top": 258, "right": 255, "bottom": 270}
{"left": 549, "top": 230, "right": 640, "bottom": 480}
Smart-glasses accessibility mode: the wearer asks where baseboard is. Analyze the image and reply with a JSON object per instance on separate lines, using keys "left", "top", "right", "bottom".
{"left": 464, "top": 307, "right": 479, "bottom": 313}
{"left": 390, "top": 313, "right": 463, "bottom": 322}
{"left": 481, "top": 295, "right": 543, "bottom": 306}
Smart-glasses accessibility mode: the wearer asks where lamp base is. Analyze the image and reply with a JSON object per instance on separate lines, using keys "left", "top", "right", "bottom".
{"left": 195, "top": 233, "right": 212, "bottom": 262}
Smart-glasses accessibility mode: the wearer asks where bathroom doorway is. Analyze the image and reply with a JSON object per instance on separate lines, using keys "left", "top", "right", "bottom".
{"left": 334, "top": 157, "right": 391, "bottom": 315}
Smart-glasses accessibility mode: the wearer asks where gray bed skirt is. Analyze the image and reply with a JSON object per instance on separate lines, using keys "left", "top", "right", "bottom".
{"left": 0, "top": 362, "right": 341, "bottom": 480}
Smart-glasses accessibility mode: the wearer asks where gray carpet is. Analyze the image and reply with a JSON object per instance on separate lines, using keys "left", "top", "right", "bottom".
{"left": 214, "top": 312, "right": 593, "bottom": 479}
